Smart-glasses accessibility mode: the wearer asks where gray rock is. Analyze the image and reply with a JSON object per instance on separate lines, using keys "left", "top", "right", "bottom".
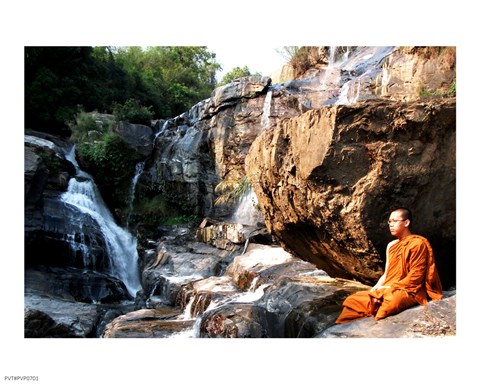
{"left": 24, "top": 293, "right": 99, "bottom": 337}
{"left": 114, "top": 121, "right": 154, "bottom": 157}
{"left": 317, "top": 291, "right": 456, "bottom": 338}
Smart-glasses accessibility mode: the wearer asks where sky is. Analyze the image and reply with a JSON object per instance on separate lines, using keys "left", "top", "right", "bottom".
{"left": 206, "top": 45, "right": 288, "bottom": 80}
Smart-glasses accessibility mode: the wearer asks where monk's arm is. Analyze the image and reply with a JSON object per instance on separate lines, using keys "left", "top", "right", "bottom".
{"left": 371, "top": 240, "right": 394, "bottom": 291}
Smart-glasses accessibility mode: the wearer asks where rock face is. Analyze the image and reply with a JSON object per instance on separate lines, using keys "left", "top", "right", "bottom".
{"left": 137, "top": 46, "right": 456, "bottom": 287}
{"left": 139, "top": 76, "right": 272, "bottom": 217}
{"left": 114, "top": 121, "right": 154, "bottom": 157}
{"left": 246, "top": 99, "right": 456, "bottom": 285}
{"left": 319, "top": 290, "right": 456, "bottom": 338}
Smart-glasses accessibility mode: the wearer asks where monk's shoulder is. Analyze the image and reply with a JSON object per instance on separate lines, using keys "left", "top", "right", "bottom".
{"left": 405, "top": 235, "right": 433, "bottom": 254}
{"left": 408, "top": 235, "right": 430, "bottom": 246}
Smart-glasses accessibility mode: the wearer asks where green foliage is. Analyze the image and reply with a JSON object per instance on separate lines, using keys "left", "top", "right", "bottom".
{"left": 214, "top": 176, "right": 250, "bottom": 205}
{"left": 162, "top": 215, "right": 201, "bottom": 226}
{"left": 112, "top": 98, "right": 154, "bottom": 125}
{"left": 77, "top": 134, "right": 142, "bottom": 209}
{"left": 131, "top": 192, "right": 200, "bottom": 229}
{"left": 218, "top": 66, "right": 261, "bottom": 86}
{"left": 25, "top": 46, "right": 222, "bottom": 135}
{"left": 114, "top": 46, "right": 221, "bottom": 117}
{"left": 418, "top": 78, "right": 456, "bottom": 98}
{"left": 447, "top": 79, "right": 456, "bottom": 97}
{"left": 69, "top": 111, "right": 111, "bottom": 143}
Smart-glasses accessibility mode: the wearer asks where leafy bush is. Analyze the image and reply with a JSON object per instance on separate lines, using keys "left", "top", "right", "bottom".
{"left": 77, "top": 134, "right": 142, "bottom": 210}
{"left": 447, "top": 79, "right": 456, "bottom": 97}
{"left": 112, "top": 98, "right": 154, "bottom": 125}
{"left": 214, "top": 176, "right": 250, "bottom": 205}
{"left": 69, "top": 111, "right": 111, "bottom": 143}
{"left": 218, "top": 66, "right": 261, "bottom": 86}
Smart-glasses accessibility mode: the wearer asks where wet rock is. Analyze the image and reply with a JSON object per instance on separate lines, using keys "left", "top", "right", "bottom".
{"left": 226, "top": 243, "right": 321, "bottom": 290}
{"left": 177, "top": 275, "right": 239, "bottom": 318}
{"left": 24, "top": 293, "right": 100, "bottom": 337}
{"left": 25, "top": 267, "right": 132, "bottom": 303}
{"left": 195, "top": 217, "right": 256, "bottom": 250}
{"left": 199, "top": 303, "right": 271, "bottom": 338}
{"left": 141, "top": 232, "right": 239, "bottom": 306}
{"left": 102, "top": 308, "right": 194, "bottom": 338}
{"left": 114, "top": 121, "right": 154, "bottom": 157}
{"left": 259, "top": 276, "right": 370, "bottom": 337}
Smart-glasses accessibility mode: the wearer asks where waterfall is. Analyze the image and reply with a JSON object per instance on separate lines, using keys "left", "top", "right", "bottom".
{"left": 260, "top": 89, "right": 273, "bottom": 130}
{"left": 328, "top": 46, "right": 337, "bottom": 67}
{"left": 154, "top": 120, "right": 169, "bottom": 144}
{"left": 231, "top": 187, "right": 265, "bottom": 226}
{"left": 61, "top": 146, "right": 141, "bottom": 297}
{"left": 126, "top": 161, "right": 145, "bottom": 227}
{"left": 335, "top": 46, "right": 395, "bottom": 106}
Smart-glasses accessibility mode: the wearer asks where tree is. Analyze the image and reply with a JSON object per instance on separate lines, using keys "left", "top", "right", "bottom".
{"left": 25, "top": 46, "right": 103, "bottom": 135}
{"left": 114, "top": 46, "right": 221, "bottom": 117}
{"left": 218, "top": 66, "right": 261, "bottom": 86}
{"left": 25, "top": 46, "right": 222, "bottom": 136}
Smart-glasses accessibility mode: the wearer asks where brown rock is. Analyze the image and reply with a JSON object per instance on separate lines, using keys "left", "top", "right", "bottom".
{"left": 246, "top": 98, "right": 456, "bottom": 285}
{"left": 102, "top": 308, "right": 193, "bottom": 338}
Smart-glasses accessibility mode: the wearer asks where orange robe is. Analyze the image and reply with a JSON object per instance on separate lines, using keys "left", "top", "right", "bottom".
{"left": 336, "top": 235, "right": 443, "bottom": 324}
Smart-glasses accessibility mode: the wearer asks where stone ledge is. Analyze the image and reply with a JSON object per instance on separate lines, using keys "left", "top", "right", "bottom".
{"left": 317, "top": 290, "right": 456, "bottom": 338}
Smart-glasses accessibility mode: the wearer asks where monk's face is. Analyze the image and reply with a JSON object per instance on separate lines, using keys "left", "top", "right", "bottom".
{"left": 388, "top": 211, "right": 409, "bottom": 238}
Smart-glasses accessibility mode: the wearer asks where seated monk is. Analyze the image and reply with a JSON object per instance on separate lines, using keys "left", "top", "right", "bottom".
{"left": 335, "top": 208, "right": 443, "bottom": 324}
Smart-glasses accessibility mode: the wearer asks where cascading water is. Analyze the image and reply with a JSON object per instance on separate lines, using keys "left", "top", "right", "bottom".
{"left": 126, "top": 161, "right": 145, "bottom": 227}
{"left": 335, "top": 46, "right": 395, "bottom": 105}
{"left": 153, "top": 120, "right": 169, "bottom": 144}
{"left": 231, "top": 187, "right": 265, "bottom": 226}
{"left": 169, "top": 274, "right": 271, "bottom": 338}
{"left": 328, "top": 46, "right": 351, "bottom": 68}
{"left": 260, "top": 89, "right": 273, "bottom": 131}
{"left": 60, "top": 146, "right": 142, "bottom": 297}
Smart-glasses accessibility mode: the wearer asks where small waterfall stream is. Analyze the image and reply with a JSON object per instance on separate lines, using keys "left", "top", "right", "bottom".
{"left": 260, "top": 89, "right": 273, "bottom": 130}
{"left": 126, "top": 161, "right": 145, "bottom": 227}
{"left": 335, "top": 46, "right": 395, "bottom": 105}
{"left": 169, "top": 274, "right": 271, "bottom": 338}
{"left": 61, "top": 146, "right": 142, "bottom": 297}
{"left": 231, "top": 187, "right": 265, "bottom": 226}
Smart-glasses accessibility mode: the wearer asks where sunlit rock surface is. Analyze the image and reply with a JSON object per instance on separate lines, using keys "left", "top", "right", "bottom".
{"left": 246, "top": 99, "right": 455, "bottom": 285}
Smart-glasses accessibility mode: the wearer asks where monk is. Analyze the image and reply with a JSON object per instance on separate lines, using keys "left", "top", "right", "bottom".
{"left": 336, "top": 208, "right": 443, "bottom": 324}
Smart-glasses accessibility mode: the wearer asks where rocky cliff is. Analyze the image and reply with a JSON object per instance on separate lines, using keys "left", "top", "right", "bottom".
{"left": 137, "top": 46, "right": 456, "bottom": 287}
{"left": 246, "top": 98, "right": 455, "bottom": 285}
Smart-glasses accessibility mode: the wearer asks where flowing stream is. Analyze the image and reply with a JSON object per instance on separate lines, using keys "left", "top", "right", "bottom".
{"left": 60, "top": 146, "right": 142, "bottom": 297}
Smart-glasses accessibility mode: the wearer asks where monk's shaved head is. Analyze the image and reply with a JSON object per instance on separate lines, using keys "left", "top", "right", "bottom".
{"left": 393, "top": 208, "right": 412, "bottom": 224}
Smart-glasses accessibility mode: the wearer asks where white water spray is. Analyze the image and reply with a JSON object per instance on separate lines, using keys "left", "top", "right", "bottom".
{"left": 126, "top": 161, "right": 145, "bottom": 227}
{"left": 231, "top": 187, "right": 264, "bottom": 226}
{"left": 260, "top": 89, "right": 273, "bottom": 131}
{"left": 61, "top": 146, "right": 141, "bottom": 297}
{"left": 334, "top": 46, "right": 395, "bottom": 106}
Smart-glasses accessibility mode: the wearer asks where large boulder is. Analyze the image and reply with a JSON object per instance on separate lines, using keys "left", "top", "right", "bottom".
{"left": 24, "top": 293, "right": 100, "bottom": 337}
{"left": 245, "top": 98, "right": 456, "bottom": 286}
{"left": 114, "top": 121, "right": 154, "bottom": 157}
